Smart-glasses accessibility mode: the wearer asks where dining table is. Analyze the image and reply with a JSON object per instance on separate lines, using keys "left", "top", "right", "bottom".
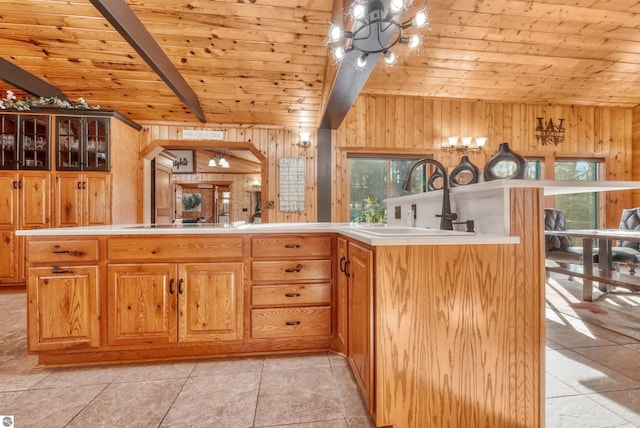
{"left": 545, "top": 229, "right": 640, "bottom": 301}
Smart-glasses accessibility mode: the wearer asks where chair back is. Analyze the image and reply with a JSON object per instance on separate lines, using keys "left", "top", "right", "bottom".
{"left": 544, "top": 208, "right": 573, "bottom": 252}
{"left": 618, "top": 208, "right": 640, "bottom": 248}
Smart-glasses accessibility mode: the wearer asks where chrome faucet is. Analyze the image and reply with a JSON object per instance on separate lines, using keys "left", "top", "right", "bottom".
{"left": 402, "top": 158, "right": 457, "bottom": 230}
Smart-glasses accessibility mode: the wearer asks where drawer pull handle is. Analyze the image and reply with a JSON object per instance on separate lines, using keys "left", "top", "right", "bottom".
{"left": 52, "top": 266, "right": 72, "bottom": 274}
{"left": 178, "top": 278, "right": 184, "bottom": 294}
{"left": 284, "top": 264, "right": 303, "bottom": 273}
{"left": 285, "top": 321, "right": 301, "bottom": 326}
{"left": 284, "top": 244, "right": 301, "bottom": 249}
{"left": 169, "top": 278, "right": 175, "bottom": 294}
{"left": 339, "top": 256, "right": 346, "bottom": 272}
{"left": 344, "top": 261, "right": 351, "bottom": 278}
{"left": 52, "top": 245, "right": 85, "bottom": 257}
{"left": 285, "top": 293, "right": 301, "bottom": 298}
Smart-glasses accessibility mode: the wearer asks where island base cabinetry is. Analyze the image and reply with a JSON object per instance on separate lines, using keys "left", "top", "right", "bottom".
{"left": 25, "top": 233, "right": 336, "bottom": 367}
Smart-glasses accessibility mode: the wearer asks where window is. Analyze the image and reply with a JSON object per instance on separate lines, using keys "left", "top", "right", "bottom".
{"left": 349, "top": 155, "right": 423, "bottom": 222}
{"left": 554, "top": 160, "right": 600, "bottom": 230}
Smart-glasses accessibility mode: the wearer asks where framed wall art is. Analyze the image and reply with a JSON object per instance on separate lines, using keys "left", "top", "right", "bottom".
{"left": 168, "top": 149, "right": 195, "bottom": 173}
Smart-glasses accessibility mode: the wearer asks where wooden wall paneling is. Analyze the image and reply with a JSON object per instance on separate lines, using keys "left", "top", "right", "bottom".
{"left": 334, "top": 95, "right": 634, "bottom": 224}
{"left": 110, "top": 118, "right": 143, "bottom": 223}
{"left": 394, "top": 96, "right": 405, "bottom": 148}
{"left": 632, "top": 106, "right": 640, "bottom": 207}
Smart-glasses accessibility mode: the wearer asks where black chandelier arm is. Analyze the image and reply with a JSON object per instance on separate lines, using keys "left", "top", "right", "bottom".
{"left": 349, "top": 18, "right": 404, "bottom": 55}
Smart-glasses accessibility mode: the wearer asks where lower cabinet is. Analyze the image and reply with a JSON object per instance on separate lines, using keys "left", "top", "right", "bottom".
{"left": 107, "top": 262, "right": 244, "bottom": 345}
{"left": 341, "top": 239, "right": 375, "bottom": 415}
{"left": 27, "top": 265, "right": 100, "bottom": 351}
{"left": 249, "top": 234, "right": 334, "bottom": 340}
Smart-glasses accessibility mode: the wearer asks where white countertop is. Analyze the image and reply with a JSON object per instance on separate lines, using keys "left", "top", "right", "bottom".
{"left": 16, "top": 222, "right": 519, "bottom": 246}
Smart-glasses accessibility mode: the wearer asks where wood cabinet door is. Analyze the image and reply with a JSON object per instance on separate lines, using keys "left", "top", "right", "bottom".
{"left": 178, "top": 262, "right": 244, "bottom": 342}
{"left": 347, "top": 241, "right": 375, "bottom": 414}
{"left": 0, "top": 173, "right": 18, "bottom": 282}
{"left": 0, "top": 173, "right": 18, "bottom": 227}
{"left": 54, "top": 173, "right": 82, "bottom": 228}
{"left": 27, "top": 265, "right": 99, "bottom": 351}
{"left": 84, "top": 173, "right": 110, "bottom": 226}
{"left": 20, "top": 171, "right": 51, "bottom": 229}
{"left": 334, "top": 237, "right": 349, "bottom": 354}
{"left": 0, "top": 229, "right": 17, "bottom": 282}
{"left": 107, "top": 264, "right": 177, "bottom": 345}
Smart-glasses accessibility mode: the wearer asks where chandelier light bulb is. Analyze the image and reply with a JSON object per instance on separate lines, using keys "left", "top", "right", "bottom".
{"left": 447, "top": 136, "right": 459, "bottom": 147}
{"left": 356, "top": 54, "right": 368, "bottom": 69}
{"left": 461, "top": 136, "right": 472, "bottom": 147}
{"left": 333, "top": 46, "right": 346, "bottom": 60}
{"left": 475, "top": 137, "right": 487, "bottom": 147}
{"left": 208, "top": 156, "right": 216, "bottom": 167}
{"left": 328, "top": 24, "right": 342, "bottom": 42}
{"left": 390, "top": 0, "right": 405, "bottom": 13}
{"left": 414, "top": 9, "right": 428, "bottom": 27}
{"left": 350, "top": 2, "right": 366, "bottom": 20}
{"left": 383, "top": 51, "right": 397, "bottom": 65}
{"left": 408, "top": 34, "right": 421, "bottom": 49}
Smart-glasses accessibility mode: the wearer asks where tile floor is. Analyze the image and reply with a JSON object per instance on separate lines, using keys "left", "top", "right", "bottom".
{"left": 1, "top": 284, "right": 639, "bottom": 428}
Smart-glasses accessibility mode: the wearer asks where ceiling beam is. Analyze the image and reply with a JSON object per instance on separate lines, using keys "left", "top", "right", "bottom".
{"left": 0, "top": 57, "right": 67, "bottom": 99}
{"left": 320, "top": 0, "right": 400, "bottom": 129}
{"left": 89, "top": 0, "right": 206, "bottom": 123}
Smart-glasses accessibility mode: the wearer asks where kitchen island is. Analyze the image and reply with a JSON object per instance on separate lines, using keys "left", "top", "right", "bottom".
{"left": 18, "top": 181, "right": 546, "bottom": 428}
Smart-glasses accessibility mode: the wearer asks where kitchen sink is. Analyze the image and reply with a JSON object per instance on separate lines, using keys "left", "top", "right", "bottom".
{"left": 354, "top": 226, "right": 473, "bottom": 237}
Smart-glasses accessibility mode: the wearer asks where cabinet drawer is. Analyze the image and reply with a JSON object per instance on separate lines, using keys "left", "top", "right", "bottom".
{"left": 252, "top": 283, "right": 331, "bottom": 307}
{"left": 251, "top": 307, "right": 331, "bottom": 339}
{"left": 27, "top": 240, "right": 99, "bottom": 263}
{"left": 252, "top": 259, "right": 331, "bottom": 282}
{"left": 252, "top": 235, "right": 332, "bottom": 258}
{"left": 108, "top": 236, "right": 244, "bottom": 261}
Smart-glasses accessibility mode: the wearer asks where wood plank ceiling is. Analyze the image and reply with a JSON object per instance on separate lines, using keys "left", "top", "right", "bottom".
{"left": 1, "top": 0, "right": 640, "bottom": 129}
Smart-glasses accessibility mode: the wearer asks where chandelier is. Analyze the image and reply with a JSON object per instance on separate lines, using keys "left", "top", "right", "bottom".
{"left": 441, "top": 136, "right": 486, "bottom": 155}
{"left": 535, "top": 117, "right": 565, "bottom": 146}
{"left": 208, "top": 152, "right": 230, "bottom": 168}
{"left": 328, "top": 0, "right": 431, "bottom": 68}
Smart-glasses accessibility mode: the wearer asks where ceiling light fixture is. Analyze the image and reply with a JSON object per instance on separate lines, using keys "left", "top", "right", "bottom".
{"left": 535, "top": 117, "right": 565, "bottom": 146}
{"left": 328, "top": 0, "right": 431, "bottom": 68}
{"left": 441, "top": 136, "right": 486, "bottom": 155}
{"left": 208, "top": 151, "right": 230, "bottom": 168}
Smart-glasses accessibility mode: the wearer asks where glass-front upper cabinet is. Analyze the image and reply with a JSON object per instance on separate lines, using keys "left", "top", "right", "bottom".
{"left": 21, "top": 115, "right": 50, "bottom": 170}
{"left": 0, "top": 114, "right": 18, "bottom": 169}
{"left": 0, "top": 114, "right": 50, "bottom": 170}
{"left": 56, "top": 116, "right": 109, "bottom": 171}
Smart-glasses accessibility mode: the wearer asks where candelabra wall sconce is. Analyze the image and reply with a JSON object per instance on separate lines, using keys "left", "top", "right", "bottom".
{"left": 535, "top": 117, "right": 565, "bottom": 146}
{"left": 441, "top": 136, "right": 486, "bottom": 155}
